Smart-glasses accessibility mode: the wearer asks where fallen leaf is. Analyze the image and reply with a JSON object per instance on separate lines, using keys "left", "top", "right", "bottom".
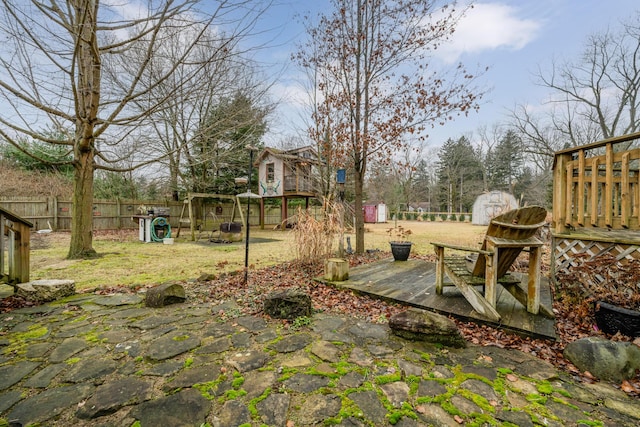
{"left": 506, "top": 373, "right": 518, "bottom": 382}
{"left": 621, "top": 380, "right": 637, "bottom": 393}
{"left": 286, "top": 421, "right": 295, "bottom": 427}
{"left": 415, "top": 405, "right": 426, "bottom": 414}
{"left": 454, "top": 415, "right": 464, "bottom": 424}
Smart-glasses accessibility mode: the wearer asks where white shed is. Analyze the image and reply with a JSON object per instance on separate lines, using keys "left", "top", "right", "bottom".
{"left": 471, "top": 191, "right": 518, "bottom": 225}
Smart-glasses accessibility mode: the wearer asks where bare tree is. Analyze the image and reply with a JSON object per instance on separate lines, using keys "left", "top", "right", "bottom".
{"left": 295, "top": 0, "right": 485, "bottom": 253}
{"left": 126, "top": 26, "right": 242, "bottom": 201}
{"left": 130, "top": 29, "right": 273, "bottom": 200}
{"left": 0, "top": 0, "right": 269, "bottom": 258}
{"left": 297, "top": 30, "right": 345, "bottom": 204}
{"left": 365, "top": 143, "right": 424, "bottom": 217}
{"left": 512, "top": 14, "right": 640, "bottom": 166}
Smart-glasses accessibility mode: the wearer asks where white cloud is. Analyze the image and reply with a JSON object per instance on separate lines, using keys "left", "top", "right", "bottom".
{"left": 434, "top": 2, "right": 542, "bottom": 63}
{"left": 101, "top": 0, "right": 147, "bottom": 20}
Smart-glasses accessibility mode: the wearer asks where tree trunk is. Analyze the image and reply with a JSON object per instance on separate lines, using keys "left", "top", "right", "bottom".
{"left": 68, "top": 148, "right": 97, "bottom": 258}
{"left": 67, "top": 0, "right": 100, "bottom": 259}
{"left": 354, "top": 169, "right": 365, "bottom": 254}
{"left": 169, "top": 157, "right": 180, "bottom": 201}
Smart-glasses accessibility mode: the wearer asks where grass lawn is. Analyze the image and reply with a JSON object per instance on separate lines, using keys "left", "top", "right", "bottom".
{"left": 25, "top": 220, "right": 487, "bottom": 291}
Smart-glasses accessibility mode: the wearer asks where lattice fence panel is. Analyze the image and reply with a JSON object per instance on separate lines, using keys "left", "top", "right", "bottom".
{"left": 553, "top": 237, "right": 640, "bottom": 277}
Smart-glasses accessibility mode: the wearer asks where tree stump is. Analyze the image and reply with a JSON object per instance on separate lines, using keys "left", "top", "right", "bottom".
{"left": 145, "top": 283, "right": 186, "bottom": 308}
{"left": 264, "top": 290, "right": 312, "bottom": 320}
{"left": 324, "top": 258, "right": 349, "bottom": 281}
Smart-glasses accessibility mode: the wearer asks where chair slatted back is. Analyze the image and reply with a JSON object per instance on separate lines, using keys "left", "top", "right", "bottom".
{"left": 472, "top": 206, "right": 547, "bottom": 278}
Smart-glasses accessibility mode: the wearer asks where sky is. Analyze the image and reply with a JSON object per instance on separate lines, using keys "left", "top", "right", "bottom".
{"left": 252, "top": 0, "right": 640, "bottom": 149}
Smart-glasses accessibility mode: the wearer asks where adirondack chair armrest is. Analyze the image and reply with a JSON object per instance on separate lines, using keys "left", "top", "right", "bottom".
{"left": 431, "top": 242, "right": 493, "bottom": 256}
{"left": 490, "top": 220, "right": 547, "bottom": 231}
{"left": 484, "top": 236, "right": 543, "bottom": 248}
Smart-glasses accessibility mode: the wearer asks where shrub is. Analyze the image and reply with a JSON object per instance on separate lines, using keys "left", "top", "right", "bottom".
{"left": 459, "top": 214, "right": 466, "bottom": 222}
{"left": 292, "top": 202, "right": 341, "bottom": 263}
{"left": 430, "top": 213, "right": 436, "bottom": 222}
{"left": 387, "top": 225, "right": 412, "bottom": 242}
{"left": 440, "top": 213, "right": 448, "bottom": 222}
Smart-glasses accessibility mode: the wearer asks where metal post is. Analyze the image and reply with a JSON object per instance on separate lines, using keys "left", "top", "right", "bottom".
{"left": 244, "top": 148, "right": 254, "bottom": 284}
{"left": 337, "top": 169, "right": 346, "bottom": 258}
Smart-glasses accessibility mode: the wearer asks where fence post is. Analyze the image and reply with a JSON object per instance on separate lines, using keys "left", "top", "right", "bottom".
{"left": 553, "top": 153, "right": 570, "bottom": 234}
{"left": 52, "top": 196, "right": 58, "bottom": 230}
{"left": 116, "top": 198, "right": 122, "bottom": 229}
{"left": 605, "top": 143, "right": 614, "bottom": 227}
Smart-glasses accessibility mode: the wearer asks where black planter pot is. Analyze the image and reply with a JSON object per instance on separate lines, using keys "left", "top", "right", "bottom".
{"left": 390, "top": 241, "right": 412, "bottom": 261}
{"left": 594, "top": 301, "right": 640, "bottom": 337}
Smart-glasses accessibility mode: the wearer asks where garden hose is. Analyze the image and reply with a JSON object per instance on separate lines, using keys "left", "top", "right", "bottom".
{"left": 150, "top": 216, "right": 171, "bottom": 242}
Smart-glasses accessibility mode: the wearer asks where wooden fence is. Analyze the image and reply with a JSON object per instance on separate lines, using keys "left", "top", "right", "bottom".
{"left": 0, "top": 196, "right": 475, "bottom": 236}
{"left": 0, "top": 196, "right": 324, "bottom": 232}
{"left": 553, "top": 131, "right": 640, "bottom": 233}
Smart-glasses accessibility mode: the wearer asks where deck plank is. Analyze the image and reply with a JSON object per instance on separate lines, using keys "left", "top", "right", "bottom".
{"left": 317, "top": 258, "right": 556, "bottom": 340}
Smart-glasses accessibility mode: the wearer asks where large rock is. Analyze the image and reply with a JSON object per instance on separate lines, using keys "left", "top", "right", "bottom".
{"left": 263, "top": 290, "right": 311, "bottom": 320}
{"left": 389, "top": 309, "right": 466, "bottom": 348}
{"left": 145, "top": 283, "right": 185, "bottom": 307}
{"left": 15, "top": 279, "right": 75, "bottom": 302}
{"left": 563, "top": 336, "right": 640, "bottom": 382}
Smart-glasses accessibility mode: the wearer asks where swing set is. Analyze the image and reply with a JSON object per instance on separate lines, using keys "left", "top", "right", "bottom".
{"left": 176, "top": 193, "right": 245, "bottom": 241}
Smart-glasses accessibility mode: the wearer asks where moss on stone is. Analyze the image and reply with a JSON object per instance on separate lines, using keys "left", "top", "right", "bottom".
{"left": 231, "top": 372, "right": 245, "bottom": 388}
{"left": 248, "top": 387, "right": 272, "bottom": 417}
{"left": 3, "top": 324, "right": 49, "bottom": 356}
{"left": 536, "top": 381, "right": 553, "bottom": 395}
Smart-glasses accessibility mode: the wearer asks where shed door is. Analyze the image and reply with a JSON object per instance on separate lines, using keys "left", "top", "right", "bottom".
{"left": 364, "top": 205, "right": 376, "bottom": 223}
{"left": 377, "top": 204, "right": 386, "bottom": 223}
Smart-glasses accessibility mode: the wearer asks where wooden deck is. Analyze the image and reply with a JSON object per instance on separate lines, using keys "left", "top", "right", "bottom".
{"left": 318, "top": 259, "right": 556, "bottom": 341}
{"left": 554, "top": 227, "right": 640, "bottom": 245}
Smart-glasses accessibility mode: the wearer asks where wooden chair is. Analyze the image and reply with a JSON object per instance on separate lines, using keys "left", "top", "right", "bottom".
{"left": 432, "top": 206, "right": 548, "bottom": 322}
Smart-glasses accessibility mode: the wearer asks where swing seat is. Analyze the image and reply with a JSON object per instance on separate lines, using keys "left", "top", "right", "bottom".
{"left": 221, "top": 222, "right": 242, "bottom": 233}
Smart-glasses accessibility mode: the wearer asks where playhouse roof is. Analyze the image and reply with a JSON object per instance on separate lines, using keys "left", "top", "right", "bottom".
{"left": 255, "top": 146, "right": 320, "bottom": 165}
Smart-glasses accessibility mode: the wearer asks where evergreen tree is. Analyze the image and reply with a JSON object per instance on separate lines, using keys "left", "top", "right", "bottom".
{"left": 491, "top": 130, "right": 524, "bottom": 193}
{"left": 1, "top": 135, "right": 73, "bottom": 176}
{"left": 435, "top": 136, "right": 484, "bottom": 212}
{"left": 185, "top": 92, "right": 267, "bottom": 195}
{"left": 413, "top": 159, "right": 435, "bottom": 211}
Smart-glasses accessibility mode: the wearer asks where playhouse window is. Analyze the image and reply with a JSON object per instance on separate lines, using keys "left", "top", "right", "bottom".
{"left": 267, "top": 163, "right": 275, "bottom": 182}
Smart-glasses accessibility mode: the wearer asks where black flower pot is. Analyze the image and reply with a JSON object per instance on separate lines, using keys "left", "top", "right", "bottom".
{"left": 594, "top": 301, "right": 640, "bottom": 337}
{"left": 390, "top": 241, "right": 412, "bottom": 261}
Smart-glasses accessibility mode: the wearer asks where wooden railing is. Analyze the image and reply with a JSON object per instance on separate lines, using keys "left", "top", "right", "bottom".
{"left": 1, "top": 207, "right": 33, "bottom": 285}
{"left": 553, "top": 131, "right": 640, "bottom": 233}
{"left": 283, "top": 174, "right": 314, "bottom": 193}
